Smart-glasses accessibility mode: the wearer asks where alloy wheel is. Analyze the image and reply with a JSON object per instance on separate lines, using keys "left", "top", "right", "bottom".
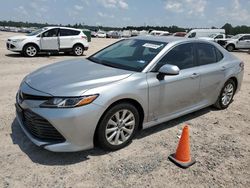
{"left": 105, "top": 109, "right": 135, "bottom": 146}
{"left": 26, "top": 46, "right": 37, "bottom": 57}
{"left": 75, "top": 46, "right": 83, "bottom": 56}
{"left": 221, "top": 83, "right": 234, "bottom": 106}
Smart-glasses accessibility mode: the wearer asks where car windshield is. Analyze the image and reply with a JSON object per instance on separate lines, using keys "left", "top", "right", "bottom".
{"left": 231, "top": 34, "right": 242, "bottom": 39}
{"left": 88, "top": 39, "right": 167, "bottom": 72}
{"left": 208, "top": 34, "right": 217, "bottom": 38}
{"left": 26, "top": 28, "right": 47, "bottom": 36}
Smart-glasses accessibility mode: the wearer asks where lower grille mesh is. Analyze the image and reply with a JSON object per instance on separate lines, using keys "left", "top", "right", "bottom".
{"left": 22, "top": 109, "right": 65, "bottom": 142}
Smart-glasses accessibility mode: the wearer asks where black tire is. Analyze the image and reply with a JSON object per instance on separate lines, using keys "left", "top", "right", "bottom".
{"left": 96, "top": 103, "right": 140, "bottom": 151}
{"left": 213, "top": 79, "right": 236, "bottom": 109}
{"left": 226, "top": 44, "right": 234, "bottom": 52}
{"left": 23, "top": 44, "right": 38, "bottom": 57}
{"left": 72, "top": 44, "right": 84, "bottom": 56}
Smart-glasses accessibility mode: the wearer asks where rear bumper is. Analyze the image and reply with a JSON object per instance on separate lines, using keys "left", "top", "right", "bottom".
{"left": 235, "top": 69, "right": 244, "bottom": 94}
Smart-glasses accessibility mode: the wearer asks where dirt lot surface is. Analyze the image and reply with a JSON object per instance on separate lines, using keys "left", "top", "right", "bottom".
{"left": 0, "top": 31, "right": 249, "bottom": 188}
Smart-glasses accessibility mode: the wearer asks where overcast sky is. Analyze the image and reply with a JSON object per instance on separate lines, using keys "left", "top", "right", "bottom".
{"left": 1, "top": 0, "right": 250, "bottom": 28}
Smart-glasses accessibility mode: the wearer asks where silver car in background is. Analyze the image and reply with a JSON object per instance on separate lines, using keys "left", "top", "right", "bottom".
{"left": 15, "top": 36, "right": 244, "bottom": 152}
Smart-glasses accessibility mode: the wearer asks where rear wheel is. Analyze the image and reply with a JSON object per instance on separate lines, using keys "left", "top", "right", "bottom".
{"left": 214, "top": 79, "right": 236, "bottom": 109}
{"left": 96, "top": 103, "right": 139, "bottom": 151}
{"left": 23, "top": 44, "right": 38, "bottom": 57}
{"left": 73, "top": 44, "right": 84, "bottom": 56}
{"left": 226, "top": 44, "right": 234, "bottom": 52}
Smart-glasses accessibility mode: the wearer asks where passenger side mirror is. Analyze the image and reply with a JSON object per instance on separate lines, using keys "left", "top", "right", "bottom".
{"left": 157, "top": 64, "right": 180, "bottom": 80}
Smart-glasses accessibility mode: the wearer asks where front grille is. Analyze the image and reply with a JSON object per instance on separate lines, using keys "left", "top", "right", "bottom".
{"left": 22, "top": 109, "right": 65, "bottom": 142}
{"left": 6, "top": 43, "right": 15, "bottom": 49}
{"left": 19, "top": 91, "right": 52, "bottom": 101}
{"left": 217, "top": 40, "right": 226, "bottom": 46}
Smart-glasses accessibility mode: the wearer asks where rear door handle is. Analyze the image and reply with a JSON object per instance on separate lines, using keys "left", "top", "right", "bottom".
{"left": 190, "top": 73, "right": 199, "bottom": 79}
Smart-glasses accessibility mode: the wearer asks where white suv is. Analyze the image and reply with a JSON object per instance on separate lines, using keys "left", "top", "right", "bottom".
{"left": 6, "top": 27, "right": 89, "bottom": 57}
{"left": 224, "top": 34, "right": 250, "bottom": 52}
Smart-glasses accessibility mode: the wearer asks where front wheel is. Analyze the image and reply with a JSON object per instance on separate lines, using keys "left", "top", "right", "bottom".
{"left": 73, "top": 44, "right": 84, "bottom": 56}
{"left": 214, "top": 79, "right": 236, "bottom": 109}
{"left": 23, "top": 44, "right": 38, "bottom": 57}
{"left": 96, "top": 103, "right": 140, "bottom": 151}
{"left": 226, "top": 44, "right": 234, "bottom": 52}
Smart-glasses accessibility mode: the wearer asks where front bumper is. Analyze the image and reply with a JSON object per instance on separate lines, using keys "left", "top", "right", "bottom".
{"left": 15, "top": 93, "right": 105, "bottom": 152}
{"left": 6, "top": 40, "right": 23, "bottom": 52}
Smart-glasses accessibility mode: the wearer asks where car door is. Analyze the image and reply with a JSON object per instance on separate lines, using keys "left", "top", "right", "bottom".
{"left": 195, "top": 42, "right": 225, "bottom": 104}
{"left": 40, "top": 28, "right": 59, "bottom": 50}
{"left": 147, "top": 43, "right": 201, "bottom": 121}
{"left": 237, "top": 35, "right": 250, "bottom": 49}
{"left": 240, "top": 35, "right": 250, "bottom": 48}
{"left": 59, "top": 29, "right": 80, "bottom": 49}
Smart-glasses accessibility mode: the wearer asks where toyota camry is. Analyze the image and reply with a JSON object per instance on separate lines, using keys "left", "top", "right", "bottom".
{"left": 15, "top": 36, "right": 244, "bottom": 152}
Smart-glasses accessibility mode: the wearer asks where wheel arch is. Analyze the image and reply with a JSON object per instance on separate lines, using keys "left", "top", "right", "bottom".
{"left": 93, "top": 98, "right": 145, "bottom": 146}
{"left": 22, "top": 42, "right": 40, "bottom": 52}
{"left": 226, "top": 43, "right": 235, "bottom": 49}
{"left": 73, "top": 43, "right": 84, "bottom": 49}
{"left": 228, "top": 76, "right": 238, "bottom": 92}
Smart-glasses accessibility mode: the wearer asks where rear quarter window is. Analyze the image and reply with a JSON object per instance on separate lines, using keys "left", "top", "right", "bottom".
{"left": 196, "top": 43, "right": 219, "bottom": 66}
{"left": 215, "top": 48, "right": 224, "bottom": 62}
{"left": 60, "top": 29, "right": 80, "bottom": 36}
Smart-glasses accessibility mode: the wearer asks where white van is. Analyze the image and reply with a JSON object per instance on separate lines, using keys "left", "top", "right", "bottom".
{"left": 186, "top": 29, "right": 225, "bottom": 38}
{"left": 122, "top": 30, "right": 132, "bottom": 38}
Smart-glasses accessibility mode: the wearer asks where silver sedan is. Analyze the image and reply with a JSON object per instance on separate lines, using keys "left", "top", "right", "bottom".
{"left": 15, "top": 36, "right": 244, "bottom": 152}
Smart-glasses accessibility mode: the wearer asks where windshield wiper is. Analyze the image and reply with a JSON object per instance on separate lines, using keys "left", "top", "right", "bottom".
{"left": 87, "top": 57, "right": 99, "bottom": 63}
{"left": 88, "top": 57, "right": 117, "bottom": 68}
{"left": 98, "top": 62, "right": 118, "bottom": 68}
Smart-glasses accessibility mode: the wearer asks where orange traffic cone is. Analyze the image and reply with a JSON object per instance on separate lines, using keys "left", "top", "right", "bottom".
{"left": 168, "top": 125, "right": 196, "bottom": 168}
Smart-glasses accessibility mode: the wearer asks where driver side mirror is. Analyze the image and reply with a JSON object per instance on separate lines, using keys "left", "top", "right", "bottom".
{"left": 157, "top": 64, "right": 180, "bottom": 80}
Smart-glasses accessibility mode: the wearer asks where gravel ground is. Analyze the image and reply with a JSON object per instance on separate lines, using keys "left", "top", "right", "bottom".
{"left": 0, "top": 31, "right": 249, "bottom": 188}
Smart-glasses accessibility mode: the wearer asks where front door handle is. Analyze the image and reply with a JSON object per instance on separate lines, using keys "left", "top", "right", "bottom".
{"left": 221, "top": 66, "right": 227, "bottom": 71}
{"left": 190, "top": 73, "right": 199, "bottom": 79}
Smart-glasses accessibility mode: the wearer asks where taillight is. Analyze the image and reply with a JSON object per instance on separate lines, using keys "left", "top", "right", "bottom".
{"left": 239, "top": 61, "right": 244, "bottom": 70}
{"left": 81, "top": 36, "right": 87, "bottom": 39}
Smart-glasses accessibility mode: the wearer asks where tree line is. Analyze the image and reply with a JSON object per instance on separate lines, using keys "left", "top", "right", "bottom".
{"left": 0, "top": 20, "right": 250, "bottom": 35}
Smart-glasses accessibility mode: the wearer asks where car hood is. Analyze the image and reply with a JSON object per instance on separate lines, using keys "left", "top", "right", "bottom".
{"left": 199, "top": 37, "right": 214, "bottom": 41}
{"left": 24, "top": 58, "right": 133, "bottom": 96}
{"left": 225, "top": 38, "right": 238, "bottom": 42}
{"left": 8, "top": 35, "right": 28, "bottom": 40}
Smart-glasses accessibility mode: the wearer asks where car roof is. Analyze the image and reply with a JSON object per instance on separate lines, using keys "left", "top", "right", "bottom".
{"left": 133, "top": 35, "right": 209, "bottom": 44}
{"left": 44, "top": 26, "right": 82, "bottom": 31}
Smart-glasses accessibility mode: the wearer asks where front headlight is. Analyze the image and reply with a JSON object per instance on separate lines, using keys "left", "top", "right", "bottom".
{"left": 40, "top": 94, "right": 99, "bottom": 108}
{"left": 12, "top": 39, "right": 25, "bottom": 43}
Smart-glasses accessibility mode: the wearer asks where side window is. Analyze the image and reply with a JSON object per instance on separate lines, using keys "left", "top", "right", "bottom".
{"left": 189, "top": 32, "right": 196, "bottom": 38}
{"left": 215, "top": 35, "right": 223, "bottom": 39}
{"left": 42, "top": 28, "right": 59, "bottom": 37}
{"left": 60, "top": 29, "right": 80, "bottom": 36}
{"left": 155, "top": 43, "right": 195, "bottom": 70}
{"left": 196, "top": 43, "right": 217, "bottom": 65}
{"left": 243, "top": 35, "right": 250, "bottom": 40}
{"left": 239, "top": 36, "right": 244, "bottom": 41}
